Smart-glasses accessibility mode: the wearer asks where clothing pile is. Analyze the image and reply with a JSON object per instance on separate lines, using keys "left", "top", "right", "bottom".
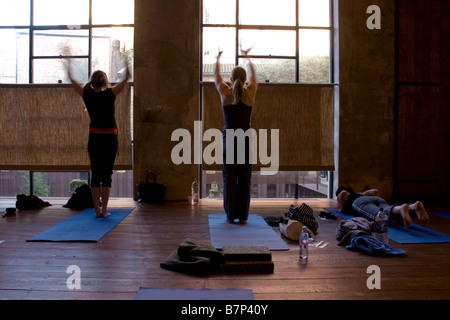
{"left": 63, "top": 184, "right": 94, "bottom": 210}
{"left": 336, "top": 217, "right": 406, "bottom": 256}
{"left": 16, "top": 194, "right": 52, "bottom": 210}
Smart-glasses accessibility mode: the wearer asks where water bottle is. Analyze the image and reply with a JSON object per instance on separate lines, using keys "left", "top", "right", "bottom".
{"left": 191, "top": 178, "right": 199, "bottom": 205}
{"left": 299, "top": 226, "right": 309, "bottom": 259}
{"left": 374, "top": 208, "right": 389, "bottom": 244}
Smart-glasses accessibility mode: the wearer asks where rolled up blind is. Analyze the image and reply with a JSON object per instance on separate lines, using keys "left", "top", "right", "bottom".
{"left": 0, "top": 84, "right": 132, "bottom": 170}
{"left": 202, "top": 82, "right": 334, "bottom": 172}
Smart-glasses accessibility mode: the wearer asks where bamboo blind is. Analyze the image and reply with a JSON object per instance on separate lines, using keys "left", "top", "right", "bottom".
{"left": 0, "top": 85, "right": 132, "bottom": 170}
{"left": 202, "top": 82, "right": 335, "bottom": 171}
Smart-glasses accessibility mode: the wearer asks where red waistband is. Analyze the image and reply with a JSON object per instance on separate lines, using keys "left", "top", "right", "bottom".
{"left": 89, "top": 128, "right": 118, "bottom": 134}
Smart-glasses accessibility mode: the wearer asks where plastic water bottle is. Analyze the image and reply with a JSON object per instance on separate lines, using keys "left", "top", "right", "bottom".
{"left": 299, "top": 226, "right": 309, "bottom": 259}
{"left": 191, "top": 178, "right": 199, "bottom": 205}
{"left": 374, "top": 208, "right": 389, "bottom": 244}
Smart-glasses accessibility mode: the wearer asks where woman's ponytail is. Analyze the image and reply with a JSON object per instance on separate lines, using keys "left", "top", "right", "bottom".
{"left": 231, "top": 66, "right": 247, "bottom": 105}
{"left": 232, "top": 79, "right": 244, "bottom": 105}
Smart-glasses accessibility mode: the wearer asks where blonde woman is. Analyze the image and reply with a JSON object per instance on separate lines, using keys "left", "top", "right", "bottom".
{"left": 215, "top": 48, "right": 258, "bottom": 224}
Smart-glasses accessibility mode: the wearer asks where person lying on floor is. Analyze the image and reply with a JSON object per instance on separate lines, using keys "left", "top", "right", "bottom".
{"left": 336, "top": 186, "right": 429, "bottom": 229}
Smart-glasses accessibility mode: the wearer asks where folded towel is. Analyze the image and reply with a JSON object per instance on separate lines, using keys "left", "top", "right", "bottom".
{"left": 346, "top": 235, "right": 406, "bottom": 256}
{"left": 160, "top": 239, "right": 223, "bottom": 274}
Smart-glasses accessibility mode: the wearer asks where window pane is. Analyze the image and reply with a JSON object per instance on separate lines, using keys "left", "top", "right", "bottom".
{"left": 34, "top": 58, "right": 88, "bottom": 84}
{"left": 241, "top": 58, "right": 296, "bottom": 83}
{"left": 34, "top": 30, "right": 89, "bottom": 57}
{"left": 92, "top": 0, "right": 135, "bottom": 25}
{"left": 202, "top": 27, "right": 236, "bottom": 81}
{"left": 0, "top": 29, "right": 29, "bottom": 84}
{"left": 201, "top": 171, "right": 329, "bottom": 199}
{"left": 239, "top": 0, "right": 296, "bottom": 26}
{"left": 299, "top": 0, "right": 330, "bottom": 27}
{"left": 0, "top": 171, "right": 29, "bottom": 197}
{"left": 92, "top": 27, "right": 134, "bottom": 82}
{"left": 240, "top": 30, "right": 296, "bottom": 57}
{"left": 299, "top": 30, "right": 330, "bottom": 83}
{"left": 0, "top": 0, "right": 30, "bottom": 26}
{"left": 34, "top": 0, "right": 89, "bottom": 26}
{"left": 203, "top": 0, "right": 236, "bottom": 25}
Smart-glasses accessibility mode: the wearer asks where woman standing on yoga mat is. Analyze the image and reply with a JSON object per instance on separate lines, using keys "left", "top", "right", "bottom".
{"left": 336, "top": 186, "right": 430, "bottom": 228}
{"left": 68, "top": 63, "right": 131, "bottom": 218}
{"left": 215, "top": 48, "right": 258, "bottom": 224}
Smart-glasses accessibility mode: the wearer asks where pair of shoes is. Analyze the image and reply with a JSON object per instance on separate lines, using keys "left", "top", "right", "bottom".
{"left": 319, "top": 211, "right": 338, "bottom": 220}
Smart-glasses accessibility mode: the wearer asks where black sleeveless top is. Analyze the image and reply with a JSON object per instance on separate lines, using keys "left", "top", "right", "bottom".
{"left": 83, "top": 88, "right": 117, "bottom": 129}
{"left": 222, "top": 101, "right": 253, "bottom": 133}
{"left": 342, "top": 192, "right": 364, "bottom": 214}
{"left": 222, "top": 101, "right": 253, "bottom": 165}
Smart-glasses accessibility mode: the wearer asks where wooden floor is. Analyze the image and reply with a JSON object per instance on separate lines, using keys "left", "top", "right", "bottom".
{"left": 1, "top": 197, "right": 450, "bottom": 300}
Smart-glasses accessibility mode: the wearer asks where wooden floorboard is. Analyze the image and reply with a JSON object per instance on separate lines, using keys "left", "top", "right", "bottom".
{"left": 1, "top": 198, "right": 450, "bottom": 300}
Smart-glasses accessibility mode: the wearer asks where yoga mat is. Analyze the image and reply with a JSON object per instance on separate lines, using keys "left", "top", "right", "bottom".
{"left": 27, "top": 207, "right": 135, "bottom": 242}
{"left": 432, "top": 212, "right": 450, "bottom": 220}
{"left": 325, "top": 207, "right": 450, "bottom": 244}
{"left": 208, "top": 213, "right": 289, "bottom": 251}
{"left": 134, "top": 288, "right": 254, "bottom": 300}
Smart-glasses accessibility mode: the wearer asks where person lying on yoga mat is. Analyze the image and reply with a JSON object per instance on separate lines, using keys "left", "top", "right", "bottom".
{"left": 67, "top": 62, "right": 131, "bottom": 218}
{"left": 336, "top": 186, "right": 429, "bottom": 229}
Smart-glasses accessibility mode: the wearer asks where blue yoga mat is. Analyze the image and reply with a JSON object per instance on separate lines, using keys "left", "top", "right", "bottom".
{"left": 325, "top": 207, "right": 450, "bottom": 244}
{"left": 134, "top": 288, "right": 254, "bottom": 300}
{"left": 27, "top": 207, "right": 135, "bottom": 242}
{"left": 208, "top": 213, "right": 289, "bottom": 251}
{"left": 432, "top": 212, "right": 450, "bottom": 220}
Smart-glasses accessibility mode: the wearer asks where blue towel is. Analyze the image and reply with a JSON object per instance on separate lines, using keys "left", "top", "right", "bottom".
{"left": 346, "top": 235, "right": 406, "bottom": 256}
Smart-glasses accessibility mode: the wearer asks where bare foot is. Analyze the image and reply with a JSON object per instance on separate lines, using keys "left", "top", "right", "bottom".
{"left": 398, "top": 204, "right": 412, "bottom": 228}
{"left": 226, "top": 219, "right": 235, "bottom": 224}
{"left": 411, "top": 201, "right": 429, "bottom": 226}
{"left": 99, "top": 211, "right": 111, "bottom": 218}
{"left": 239, "top": 220, "right": 247, "bottom": 225}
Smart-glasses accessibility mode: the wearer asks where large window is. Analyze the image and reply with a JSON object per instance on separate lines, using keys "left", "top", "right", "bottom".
{"left": 0, "top": 0, "right": 134, "bottom": 199}
{"left": 202, "top": 0, "right": 332, "bottom": 83}
{"left": 201, "top": 0, "right": 334, "bottom": 199}
{"left": 0, "top": 0, "right": 134, "bottom": 84}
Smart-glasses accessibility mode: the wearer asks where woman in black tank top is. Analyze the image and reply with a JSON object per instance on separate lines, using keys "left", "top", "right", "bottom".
{"left": 68, "top": 63, "right": 130, "bottom": 218}
{"left": 215, "top": 48, "right": 258, "bottom": 224}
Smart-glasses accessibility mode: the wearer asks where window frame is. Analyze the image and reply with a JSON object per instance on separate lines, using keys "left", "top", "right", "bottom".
{"left": 0, "top": 0, "right": 134, "bottom": 84}
{"left": 200, "top": 0, "right": 335, "bottom": 84}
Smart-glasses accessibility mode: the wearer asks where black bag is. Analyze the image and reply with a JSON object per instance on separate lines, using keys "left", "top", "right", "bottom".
{"left": 137, "top": 172, "right": 165, "bottom": 203}
{"left": 63, "top": 184, "right": 94, "bottom": 210}
{"left": 16, "top": 194, "right": 52, "bottom": 210}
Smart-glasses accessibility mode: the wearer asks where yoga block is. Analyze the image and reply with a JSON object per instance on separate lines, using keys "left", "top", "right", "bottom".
{"left": 222, "top": 246, "right": 272, "bottom": 262}
{"left": 224, "top": 261, "right": 274, "bottom": 273}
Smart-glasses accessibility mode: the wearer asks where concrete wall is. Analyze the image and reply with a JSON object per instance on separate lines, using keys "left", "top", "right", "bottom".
{"left": 337, "top": 0, "right": 396, "bottom": 199}
{"left": 134, "top": 0, "right": 200, "bottom": 200}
